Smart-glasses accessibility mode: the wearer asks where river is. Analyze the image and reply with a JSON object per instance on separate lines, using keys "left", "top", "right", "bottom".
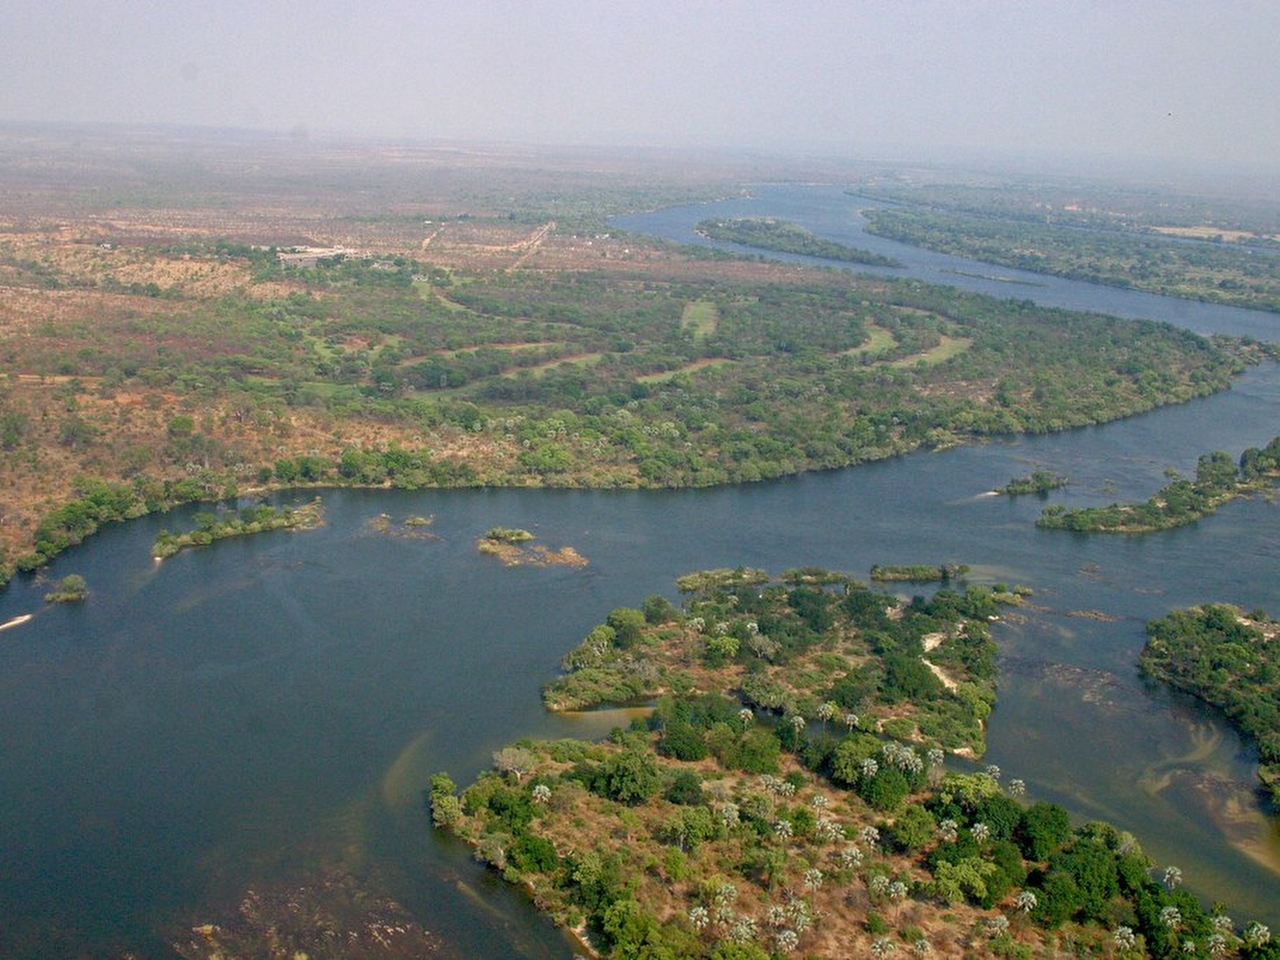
{"left": 0, "top": 184, "right": 1277, "bottom": 956}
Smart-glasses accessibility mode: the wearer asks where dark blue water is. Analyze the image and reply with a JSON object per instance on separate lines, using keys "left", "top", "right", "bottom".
{"left": 1, "top": 184, "right": 1279, "bottom": 956}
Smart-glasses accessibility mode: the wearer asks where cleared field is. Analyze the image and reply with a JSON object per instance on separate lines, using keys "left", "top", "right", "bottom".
{"left": 841, "top": 324, "right": 896, "bottom": 356}
{"left": 636, "top": 357, "right": 735, "bottom": 383}
{"left": 890, "top": 335, "right": 973, "bottom": 367}
{"left": 679, "top": 299, "right": 719, "bottom": 338}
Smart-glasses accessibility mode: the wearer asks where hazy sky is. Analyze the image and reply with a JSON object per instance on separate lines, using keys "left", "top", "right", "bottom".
{"left": 2, "top": 0, "right": 1277, "bottom": 171}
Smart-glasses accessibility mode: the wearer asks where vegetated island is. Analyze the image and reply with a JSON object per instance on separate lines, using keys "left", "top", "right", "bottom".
{"left": 1142, "top": 604, "right": 1280, "bottom": 803}
{"left": 695, "top": 217, "right": 902, "bottom": 266}
{"left": 44, "top": 573, "right": 88, "bottom": 603}
{"left": 869, "top": 563, "right": 970, "bottom": 584}
{"left": 541, "top": 567, "right": 999, "bottom": 755}
{"left": 478, "top": 527, "right": 588, "bottom": 567}
{"left": 367, "top": 513, "right": 435, "bottom": 538}
{"left": 433, "top": 567, "right": 1270, "bottom": 959}
{"left": 999, "top": 471, "right": 1068, "bottom": 496}
{"left": 1037, "top": 437, "right": 1280, "bottom": 533}
{"left": 151, "top": 499, "right": 324, "bottom": 559}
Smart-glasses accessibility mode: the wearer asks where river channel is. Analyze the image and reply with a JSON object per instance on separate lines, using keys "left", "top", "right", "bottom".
{"left": 0, "top": 184, "right": 1277, "bottom": 956}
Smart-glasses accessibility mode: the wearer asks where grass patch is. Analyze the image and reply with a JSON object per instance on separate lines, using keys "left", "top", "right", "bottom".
{"left": 680, "top": 299, "right": 719, "bottom": 338}
{"left": 890, "top": 336, "right": 973, "bottom": 368}
{"left": 636, "top": 358, "right": 735, "bottom": 384}
{"left": 841, "top": 324, "right": 896, "bottom": 357}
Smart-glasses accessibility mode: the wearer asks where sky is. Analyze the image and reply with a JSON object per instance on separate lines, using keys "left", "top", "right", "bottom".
{"left": 1, "top": 0, "right": 1277, "bottom": 172}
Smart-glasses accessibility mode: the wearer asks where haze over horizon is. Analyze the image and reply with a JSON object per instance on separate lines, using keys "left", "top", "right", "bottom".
{"left": 1, "top": 1, "right": 1278, "bottom": 176}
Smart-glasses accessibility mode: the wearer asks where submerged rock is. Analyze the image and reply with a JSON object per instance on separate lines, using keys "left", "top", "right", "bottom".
{"left": 170, "top": 868, "right": 445, "bottom": 960}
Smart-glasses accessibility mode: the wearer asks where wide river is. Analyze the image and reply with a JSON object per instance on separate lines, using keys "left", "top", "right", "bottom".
{"left": 1, "top": 184, "right": 1278, "bottom": 957}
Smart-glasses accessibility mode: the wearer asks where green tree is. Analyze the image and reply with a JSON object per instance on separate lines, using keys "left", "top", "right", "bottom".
{"left": 601, "top": 746, "right": 661, "bottom": 805}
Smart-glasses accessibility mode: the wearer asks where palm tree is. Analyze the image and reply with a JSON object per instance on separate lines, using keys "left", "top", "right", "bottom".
{"left": 1014, "top": 890, "right": 1037, "bottom": 915}
{"left": 888, "top": 880, "right": 907, "bottom": 920}
{"left": 1245, "top": 922, "right": 1272, "bottom": 949}
{"left": 971, "top": 822, "right": 991, "bottom": 844}
{"left": 1113, "top": 925, "right": 1137, "bottom": 953}
{"left": 774, "top": 928, "right": 799, "bottom": 953}
{"left": 816, "top": 700, "right": 837, "bottom": 730}
{"left": 912, "top": 937, "right": 931, "bottom": 956}
{"left": 871, "top": 936, "right": 897, "bottom": 956}
{"left": 1163, "top": 864, "right": 1183, "bottom": 890}
{"left": 868, "top": 874, "right": 890, "bottom": 901}
{"left": 837, "top": 845, "right": 863, "bottom": 869}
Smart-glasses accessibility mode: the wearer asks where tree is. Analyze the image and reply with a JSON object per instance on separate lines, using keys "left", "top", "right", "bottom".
{"left": 493, "top": 746, "right": 536, "bottom": 781}
{"left": 607, "top": 606, "right": 648, "bottom": 648}
{"left": 601, "top": 746, "right": 660, "bottom": 805}
{"left": 1016, "top": 801, "right": 1072, "bottom": 860}
{"left": 428, "top": 772, "right": 462, "bottom": 828}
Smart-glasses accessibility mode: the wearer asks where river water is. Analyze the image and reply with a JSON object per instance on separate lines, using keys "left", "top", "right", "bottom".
{"left": 1, "top": 184, "right": 1278, "bottom": 957}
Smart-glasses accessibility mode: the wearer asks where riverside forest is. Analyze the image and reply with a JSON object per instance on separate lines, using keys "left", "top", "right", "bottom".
{"left": 3, "top": 126, "right": 1280, "bottom": 960}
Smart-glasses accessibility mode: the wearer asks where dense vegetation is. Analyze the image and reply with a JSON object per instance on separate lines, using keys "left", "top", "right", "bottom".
{"left": 151, "top": 498, "right": 323, "bottom": 558}
{"left": 695, "top": 217, "right": 901, "bottom": 266}
{"left": 1038, "top": 436, "right": 1280, "bottom": 532}
{"left": 862, "top": 205, "right": 1280, "bottom": 313}
{"left": 438, "top": 570, "right": 1276, "bottom": 958}
{"left": 1142, "top": 604, "right": 1280, "bottom": 803}
{"left": 543, "top": 567, "right": 1000, "bottom": 756}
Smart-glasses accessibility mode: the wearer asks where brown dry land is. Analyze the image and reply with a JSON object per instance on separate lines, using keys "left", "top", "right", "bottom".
{"left": 0, "top": 127, "right": 782, "bottom": 564}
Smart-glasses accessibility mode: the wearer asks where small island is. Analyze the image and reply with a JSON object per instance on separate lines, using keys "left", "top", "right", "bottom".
{"left": 367, "top": 513, "right": 435, "bottom": 539}
{"left": 999, "top": 471, "right": 1068, "bottom": 496}
{"left": 695, "top": 217, "right": 902, "bottom": 267}
{"left": 44, "top": 574, "right": 88, "bottom": 603}
{"left": 435, "top": 568, "right": 1264, "bottom": 958}
{"left": 1038, "top": 438, "right": 1280, "bottom": 533}
{"left": 542, "top": 567, "right": 997, "bottom": 755}
{"left": 477, "top": 527, "right": 587, "bottom": 567}
{"left": 1141, "top": 604, "right": 1280, "bottom": 802}
{"left": 152, "top": 499, "right": 325, "bottom": 559}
